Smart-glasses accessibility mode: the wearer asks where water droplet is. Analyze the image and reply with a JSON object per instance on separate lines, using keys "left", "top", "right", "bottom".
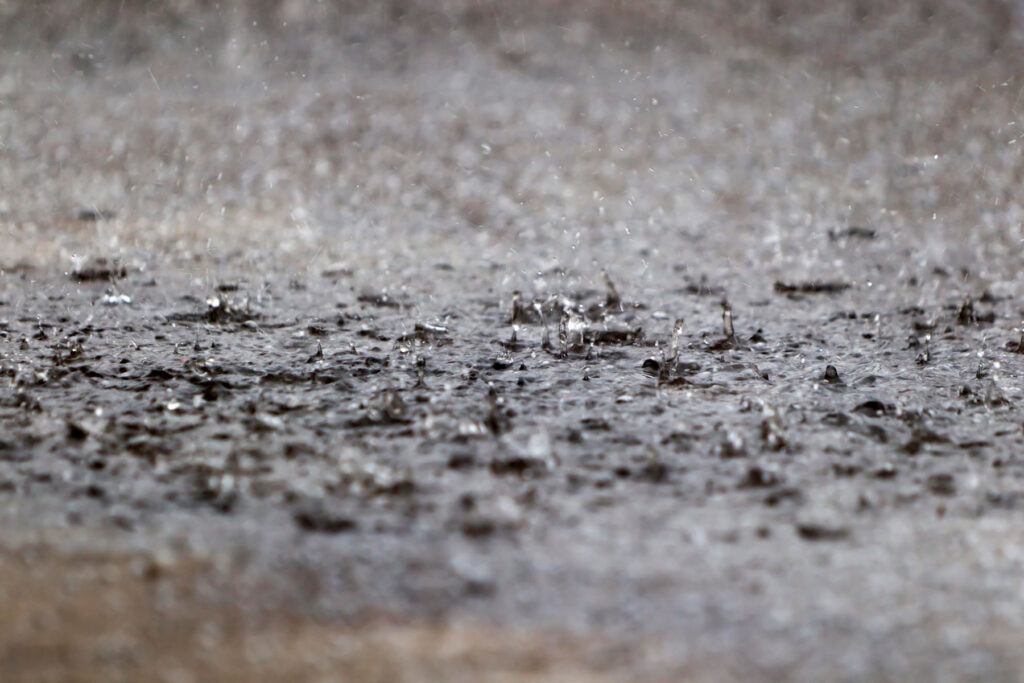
{"left": 669, "top": 318, "right": 684, "bottom": 363}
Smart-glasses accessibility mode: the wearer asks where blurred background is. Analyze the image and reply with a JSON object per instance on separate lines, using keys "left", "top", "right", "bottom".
{"left": 3, "top": 0, "right": 1024, "bottom": 294}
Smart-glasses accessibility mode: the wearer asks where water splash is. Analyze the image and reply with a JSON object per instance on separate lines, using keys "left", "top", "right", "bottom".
{"left": 602, "top": 269, "right": 622, "bottom": 311}
{"left": 721, "top": 300, "right": 735, "bottom": 341}
{"left": 669, "top": 318, "right": 684, "bottom": 364}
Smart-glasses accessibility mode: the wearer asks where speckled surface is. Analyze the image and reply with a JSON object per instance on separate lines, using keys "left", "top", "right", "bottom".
{"left": 4, "top": 2, "right": 1024, "bottom": 680}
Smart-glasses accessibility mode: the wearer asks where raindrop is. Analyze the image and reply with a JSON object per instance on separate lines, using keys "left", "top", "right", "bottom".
{"left": 916, "top": 335, "right": 931, "bottom": 365}
{"left": 721, "top": 301, "right": 735, "bottom": 340}
{"left": 602, "top": 270, "right": 622, "bottom": 311}
{"left": 669, "top": 318, "right": 684, "bottom": 364}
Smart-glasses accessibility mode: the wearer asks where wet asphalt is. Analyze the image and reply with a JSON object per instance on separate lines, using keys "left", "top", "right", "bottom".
{"left": 4, "top": 2, "right": 1024, "bottom": 679}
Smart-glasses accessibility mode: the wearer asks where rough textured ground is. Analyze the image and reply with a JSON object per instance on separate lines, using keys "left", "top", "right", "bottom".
{"left": 5, "top": 1, "right": 1024, "bottom": 680}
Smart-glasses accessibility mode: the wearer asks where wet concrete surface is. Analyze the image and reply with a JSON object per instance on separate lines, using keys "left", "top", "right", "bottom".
{"left": 5, "top": 1, "right": 1024, "bottom": 680}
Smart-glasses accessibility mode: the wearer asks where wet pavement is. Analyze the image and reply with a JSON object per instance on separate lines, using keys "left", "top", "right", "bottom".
{"left": 4, "top": 1, "right": 1024, "bottom": 680}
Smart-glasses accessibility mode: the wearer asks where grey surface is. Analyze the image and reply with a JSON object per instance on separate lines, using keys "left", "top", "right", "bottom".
{"left": 4, "top": 1, "right": 1024, "bottom": 679}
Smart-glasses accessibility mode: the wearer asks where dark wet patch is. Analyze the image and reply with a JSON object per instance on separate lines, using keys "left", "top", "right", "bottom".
{"left": 681, "top": 274, "right": 725, "bottom": 297}
{"left": 70, "top": 257, "right": 126, "bottom": 282}
{"left": 75, "top": 208, "right": 116, "bottom": 221}
{"left": 763, "top": 487, "right": 804, "bottom": 507}
{"left": 636, "top": 460, "right": 669, "bottom": 483}
{"left": 490, "top": 454, "right": 550, "bottom": 478}
{"left": 828, "top": 226, "right": 877, "bottom": 241}
{"left": 739, "top": 464, "right": 781, "bottom": 488}
{"left": 357, "top": 291, "right": 404, "bottom": 308}
{"left": 293, "top": 501, "right": 358, "bottom": 534}
{"left": 795, "top": 520, "right": 850, "bottom": 542}
{"left": 926, "top": 473, "right": 956, "bottom": 497}
{"left": 774, "top": 281, "right": 852, "bottom": 296}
